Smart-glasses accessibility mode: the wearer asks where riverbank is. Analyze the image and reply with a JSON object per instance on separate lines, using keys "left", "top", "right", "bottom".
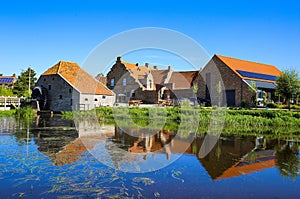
{"left": 61, "top": 107, "right": 300, "bottom": 137}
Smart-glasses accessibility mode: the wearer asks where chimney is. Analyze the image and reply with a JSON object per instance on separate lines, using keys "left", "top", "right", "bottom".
{"left": 145, "top": 63, "right": 149, "bottom": 68}
{"left": 153, "top": 66, "right": 158, "bottom": 70}
{"left": 168, "top": 65, "right": 172, "bottom": 71}
{"left": 136, "top": 63, "right": 139, "bottom": 67}
{"left": 116, "top": 56, "right": 122, "bottom": 63}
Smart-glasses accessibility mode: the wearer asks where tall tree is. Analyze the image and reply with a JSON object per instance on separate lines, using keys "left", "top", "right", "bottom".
{"left": 13, "top": 67, "right": 37, "bottom": 97}
{"left": 276, "top": 69, "right": 300, "bottom": 110}
{"left": 248, "top": 81, "right": 258, "bottom": 107}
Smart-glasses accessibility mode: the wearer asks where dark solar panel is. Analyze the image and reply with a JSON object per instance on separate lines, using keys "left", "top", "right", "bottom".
{"left": 237, "top": 70, "right": 277, "bottom": 81}
{"left": 0, "top": 78, "right": 14, "bottom": 83}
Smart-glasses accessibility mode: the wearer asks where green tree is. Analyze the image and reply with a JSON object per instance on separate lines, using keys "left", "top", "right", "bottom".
{"left": 276, "top": 69, "right": 300, "bottom": 110}
{"left": 13, "top": 67, "right": 37, "bottom": 97}
{"left": 0, "top": 86, "right": 14, "bottom": 96}
{"left": 275, "top": 142, "right": 300, "bottom": 179}
{"left": 248, "top": 81, "right": 257, "bottom": 107}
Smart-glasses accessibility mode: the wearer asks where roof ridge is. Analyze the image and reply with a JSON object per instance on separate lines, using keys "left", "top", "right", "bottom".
{"left": 215, "top": 54, "right": 276, "bottom": 68}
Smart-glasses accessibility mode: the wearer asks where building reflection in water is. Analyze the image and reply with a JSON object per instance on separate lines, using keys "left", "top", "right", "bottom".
{"left": 30, "top": 116, "right": 299, "bottom": 179}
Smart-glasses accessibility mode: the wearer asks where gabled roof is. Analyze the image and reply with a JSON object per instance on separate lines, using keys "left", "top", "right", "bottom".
{"left": 42, "top": 61, "right": 114, "bottom": 96}
{"left": 151, "top": 70, "right": 169, "bottom": 85}
{"left": 215, "top": 54, "right": 281, "bottom": 82}
{"left": 123, "top": 62, "right": 151, "bottom": 80}
{"left": 169, "top": 71, "right": 198, "bottom": 89}
{"left": 216, "top": 150, "right": 276, "bottom": 180}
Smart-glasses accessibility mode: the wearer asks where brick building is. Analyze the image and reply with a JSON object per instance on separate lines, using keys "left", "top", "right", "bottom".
{"left": 36, "top": 61, "right": 115, "bottom": 112}
{"left": 198, "top": 55, "right": 281, "bottom": 107}
{"left": 107, "top": 57, "right": 198, "bottom": 104}
{"left": 0, "top": 74, "right": 17, "bottom": 88}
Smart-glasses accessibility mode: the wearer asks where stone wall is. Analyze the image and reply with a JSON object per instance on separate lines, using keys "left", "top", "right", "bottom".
{"left": 79, "top": 94, "right": 115, "bottom": 110}
{"left": 135, "top": 89, "right": 159, "bottom": 104}
{"left": 37, "top": 74, "right": 75, "bottom": 112}
{"left": 37, "top": 74, "right": 115, "bottom": 112}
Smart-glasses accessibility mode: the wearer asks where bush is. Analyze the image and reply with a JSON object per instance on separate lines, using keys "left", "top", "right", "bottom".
{"left": 266, "top": 102, "right": 279, "bottom": 108}
{"left": 15, "top": 107, "right": 35, "bottom": 119}
{"left": 241, "top": 100, "right": 249, "bottom": 108}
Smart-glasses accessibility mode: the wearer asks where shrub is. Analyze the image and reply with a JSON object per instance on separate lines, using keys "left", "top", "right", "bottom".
{"left": 241, "top": 100, "right": 249, "bottom": 108}
{"left": 15, "top": 107, "right": 35, "bottom": 119}
{"left": 266, "top": 102, "right": 279, "bottom": 108}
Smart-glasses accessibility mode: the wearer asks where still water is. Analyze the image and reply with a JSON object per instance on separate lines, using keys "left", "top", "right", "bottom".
{"left": 0, "top": 116, "right": 300, "bottom": 198}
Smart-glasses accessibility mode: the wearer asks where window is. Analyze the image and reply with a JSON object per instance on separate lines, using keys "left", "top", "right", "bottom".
{"left": 85, "top": 98, "right": 88, "bottom": 101}
{"left": 69, "top": 88, "right": 72, "bottom": 93}
{"left": 111, "top": 78, "right": 115, "bottom": 86}
{"left": 94, "top": 98, "right": 98, "bottom": 101}
{"left": 131, "top": 90, "right": 135, "bottom": 98}
{"left": 102, "top": 95, "right": 106, "bottom": 99}
{"left": 59, "top": 95, "right": 62, "bottom": 99}
{"left": 149, "top": 80, "right": 152, "bottom": 89}
{"left": 70, "top": 99, "right": 73, "bottom": 106}
{"left": 48, "top": 85, "right": 51, "bottom": 90}
{"left": 44, "top": 78, "right": 46, "bottom": 81}
{"left": 123, "top": 78, "right": 126, "bottom": 86}
{"left": 52, "top": 77, "right": 55, "bottom": 80}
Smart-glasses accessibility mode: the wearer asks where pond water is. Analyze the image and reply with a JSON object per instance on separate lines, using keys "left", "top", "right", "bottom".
{"left": 0, "top": 116, "right": 300, "bottom": 198}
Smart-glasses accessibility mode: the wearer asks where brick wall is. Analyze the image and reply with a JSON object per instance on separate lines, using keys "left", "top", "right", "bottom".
{"left": 198, "top": 55, "right": 253, "bottom": 107}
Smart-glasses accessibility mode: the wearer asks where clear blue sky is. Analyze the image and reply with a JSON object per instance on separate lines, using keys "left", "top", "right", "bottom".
{"left": 0, "top": 0, "right": 299, "bottom": 76}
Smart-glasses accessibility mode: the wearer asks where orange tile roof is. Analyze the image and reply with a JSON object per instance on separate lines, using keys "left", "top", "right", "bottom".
{"left": 42, "top": 61, "right": 114, "bottom": 95}
{"left": 216, "top": 154, "right": 276, "bottom": 180}
{"left": 216, "top": 55, "right": 281, "bottom": 81}
{"left": 123, "top": 62, "right": 151, "bottom": 81}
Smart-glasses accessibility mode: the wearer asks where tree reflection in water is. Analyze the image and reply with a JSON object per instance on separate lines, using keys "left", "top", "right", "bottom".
{"left": 276, "top": 141, "right": 300, "bottom": 179}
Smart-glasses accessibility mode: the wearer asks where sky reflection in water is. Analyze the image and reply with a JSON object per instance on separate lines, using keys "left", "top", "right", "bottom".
{"left": 0, "top": 117, "right": 300, "bottom": 198}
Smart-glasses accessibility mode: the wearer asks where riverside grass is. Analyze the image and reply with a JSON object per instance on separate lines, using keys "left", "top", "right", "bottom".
{"left": 0, "top": 107, "right": 35, "bottom": 118}
{"left": 62, "top": 107, "right": 300, "bottom": 137}
{"left": 0, "top": 109, "right": 15, "bottom": 117}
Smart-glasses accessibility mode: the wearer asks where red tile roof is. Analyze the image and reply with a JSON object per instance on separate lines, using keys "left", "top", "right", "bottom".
{"left": 42, "top": 61, "right": 114, "bottom": 96}
{"left": 216, "top": 54, "right": 281, "bottom": 82}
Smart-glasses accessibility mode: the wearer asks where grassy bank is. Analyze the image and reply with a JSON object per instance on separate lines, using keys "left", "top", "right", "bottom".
{"left": 62, "top": 107, "right": 300, "bottom": 136}
{"left": 0, "top": 109, "right": 16, "bottom": 117}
